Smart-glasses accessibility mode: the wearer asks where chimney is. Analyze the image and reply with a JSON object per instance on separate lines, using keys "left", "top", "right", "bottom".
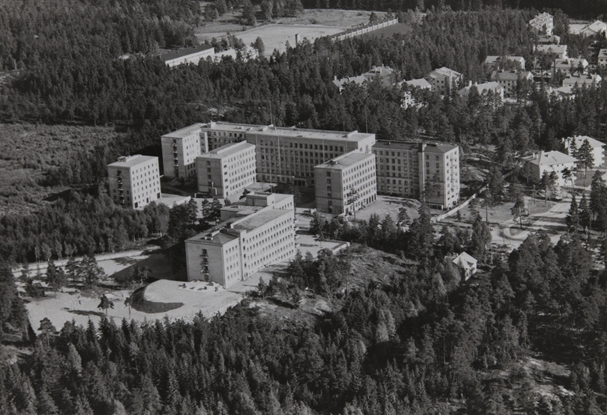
{"left": 295, "top": 33, "right": 300, "bottom": 44}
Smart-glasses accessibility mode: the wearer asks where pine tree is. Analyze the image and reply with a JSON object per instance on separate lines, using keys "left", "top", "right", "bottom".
{"left": 566, "top": 194, "right": 580, "bottom": 232}
{"left": 580, "top": 193, "right": 591, "bottom": 230}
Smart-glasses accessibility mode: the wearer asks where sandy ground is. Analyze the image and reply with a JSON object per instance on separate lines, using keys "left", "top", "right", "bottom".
{"left": 354, "top": 195, "right": 421, "bottom": 223}
{"left": 24, "top": 220, "right": 347, "bottom": 331}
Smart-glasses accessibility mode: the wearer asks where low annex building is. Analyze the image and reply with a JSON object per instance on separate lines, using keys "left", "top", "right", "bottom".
{"left": 107, "top": 155, "right": 161, "bottom": 209}
{"left": 535, "top": 44, "right": 568, "bottom": 59}
{"left": 314, "top": 151, "right": 377, "bottom": 215}
{"left": 185, "top": 193, "right": 295, "bottom": 288}
{"left": 458, "top": 81, "right": 504, "bottom": 100}
{"left": 522, "top": 151, "right": 577, "bottom": 186}
{"left": 196, "top": 141, "right": 256, "bottom": 199}
{"left": 373, "top": 141, "right": 460, "bottom": 210}
{"left": 161, "top": 45, "right": 216, "bottom": 67}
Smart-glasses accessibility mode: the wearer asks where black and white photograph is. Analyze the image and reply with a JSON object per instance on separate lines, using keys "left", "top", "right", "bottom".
{"left": 1, "top": 0, "right": 607, "bottom": 413}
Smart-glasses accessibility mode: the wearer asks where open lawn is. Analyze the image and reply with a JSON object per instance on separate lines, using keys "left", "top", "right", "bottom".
{"left": 196, "top": 9, "right": 385, "bottom": 56}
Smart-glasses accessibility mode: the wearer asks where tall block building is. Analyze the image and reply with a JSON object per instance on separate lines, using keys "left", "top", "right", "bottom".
{"left": 161, "top": 124, "right": 209, "bottom": 179}
{"left": 314, "top": 151, "right": 377, "bottom": 215}
{"left": 373, "top": 142, "right": 460, "bottom": 210}
{"left": 198, "top": 122, "right": 376, "bottom": 186}
{"left": 425, "top": 67, "right": 463, "bottom": 94}
{"left": 196, "top": 142, "right": 256, "bottom": 198}
{"left": 185, "top": 193, "right": 295, "bottom": 288}
{"left": 107, "top": 155, "right": 161, "bottom": 209}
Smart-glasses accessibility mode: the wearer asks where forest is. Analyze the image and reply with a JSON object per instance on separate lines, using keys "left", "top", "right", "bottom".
{"left": 1, "top": 202, "right": 606, "bottom": 414}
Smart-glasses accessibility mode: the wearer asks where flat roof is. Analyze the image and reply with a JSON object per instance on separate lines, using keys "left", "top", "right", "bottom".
{"left": 202, "top": 122, "right": 375, "bottom": 142}
{"left": 108, "top": 155, "right": 157, "bottom": 168}
{"left": 160, "top": 45, "right": 214, "bottom": 62}
{"left": 315, "top": 150, "right": 374, "bottom": 170}
{"left": 200, "top": 141, "right": 255, "bottom": 159}
{"left": 162, "top": 124, "right": 203, "bottom": 139}
{"left": 232, "top": 208, "right": 291, "bottom": 231}
{"left": 187, "top": 225, "right": 240, "bottom": 245}
{"left": 374, "top": 141, "right": 457, "bottom": 153}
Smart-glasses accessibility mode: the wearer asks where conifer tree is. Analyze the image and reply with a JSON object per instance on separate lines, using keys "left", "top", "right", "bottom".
{"left": 566, "top": 194, "right": 580, "bottom": 232}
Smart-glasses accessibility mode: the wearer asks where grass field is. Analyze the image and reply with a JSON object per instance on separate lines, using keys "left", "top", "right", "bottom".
{"left": 360, "top": 22, "right": 412, "bottom": 38}
{"left": 196, "top": 9, "right": 387, "bottom": 56}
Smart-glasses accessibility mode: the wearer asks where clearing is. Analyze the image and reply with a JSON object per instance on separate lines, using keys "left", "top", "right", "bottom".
{"left": 196, "top": 9, "right": 386, "bottom": 56}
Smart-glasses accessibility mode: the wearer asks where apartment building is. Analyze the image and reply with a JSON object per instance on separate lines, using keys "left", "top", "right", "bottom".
{"left": 373, "top": 142, "right": 460, "bottom": 210}
{"left": 185, "top": 193, "right": 295, "bottom": 288}
{"left": 490, "top": 70, "right": 533, "bottom": 98}
{"left": 107, "top": 155, "right": 161, "bottom": 209}
{"left": 522, "top": 151, "right": 577, "bottom": 186}
{"left": 562, "top": 74, "right": 602, "bottom": 88}
{"left": 196, "top": 142, "right": 256, "bottom": 198}
{"left": 197, "top": 122, "right": 376, "bottom": 186}
{"left": 425, "top": 67, "right": 463, "bottom": 94}
{"left": 553, "top": 58, "right": 589, "bottom": 76}
{"left": 598, "top": 49, "right": 607, "bottom": 66}
{"left": 458, "top": 82, "right": 504, "bottom": 100}
{"left": 484, "top": 56, "right": 526, "bottom": 70}
{"left": 314, "top": 151, "right": 377, "bottom": 215}
{"left": 161, "top": 124, "right": 209, "bottom": 179}
{"left": 562, "top": 135, "right": 605, "bottom": 167}
{"left": 535, "top": 44, "right": 568, "bottom": 59}
{"left": 529, "top": 12, "right": 553, "bottom": 35}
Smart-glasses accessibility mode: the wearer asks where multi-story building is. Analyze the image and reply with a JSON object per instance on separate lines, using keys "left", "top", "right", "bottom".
{"left": 553, "top": 58, "right": 589, "bottom": 76}
{"left": 425, "top": 67, "right": 464, "bottom": 94}
{"left": 484, "top": 55, "right": 526, "bottom": 70}
{"left": 196, "top": 122, "right": 376, "bottom": 186}
{"left": 522, "top": 151, "right": 577, "bottom": 186}
{"left": 107, "top": 155, "right": 161, "bottom": 209}
{"left": 535, "top": 44, "right": 568, "bottom": 59}
{"left": 185, "top": 193, "right": 295, "bottom": 288}
{"left": 562, "top": 135, "right": 606, "bottom": 167}
{"left": 529, "top": 12, "right": 553, "bottom": 35}
{"left": 332, "top": 65, "right": 396, "bottom": 91}
{"left": 161, "top": 124, "right": 209, "bottom": 179}
{"left": 314, "top": 151, "right": 377, "bottom": 215}
{"left": 580, "top": 20, "right": 607, "bottom": 38}
{"left": 373, "top": 142, "right": 460, "bottom": 210}
{"left": 490, "top": 70, "right": 533, "bottom": 98}
{"left": 195, "top": 141, "right": 256, "bottom": 198}
{"left": 562, "top": 74, "right": 602, "bottom": 88}
{"left": 598, "top": 49, "right": 607, "bottom": 66}
{"left": 458, "top": 81, "right": 504, "bottom": 101}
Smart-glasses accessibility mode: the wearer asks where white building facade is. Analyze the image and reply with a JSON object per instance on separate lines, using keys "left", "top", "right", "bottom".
{"left": 107, "top": 155, "right": 161, "bottom": 209}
